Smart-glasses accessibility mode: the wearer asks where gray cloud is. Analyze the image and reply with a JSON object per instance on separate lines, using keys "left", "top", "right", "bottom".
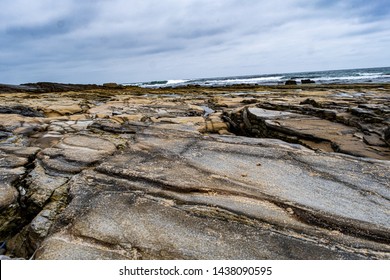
{"left": 1, "top": 0, "right": 389, "bottom": 84}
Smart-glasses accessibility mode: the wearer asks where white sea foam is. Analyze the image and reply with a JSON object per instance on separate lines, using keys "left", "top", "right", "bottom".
{"left": 205, "top": 76, "right": 284, "bottom": 85}
{"left": 166, "top": 79, "right": 190, "bottom": 85}
{"left": 314, "top": 74, "right": 389, "bottom": 82}
{"left": 357, "top": 72, "right": 383, "bottom": 76}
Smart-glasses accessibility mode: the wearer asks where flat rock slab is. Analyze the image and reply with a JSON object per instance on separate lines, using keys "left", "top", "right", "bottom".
{"left": 35, "top": 128, "right": 390, "bottom": 260}
{"left": 38, "top": 135, "right": 117, "bottom": 175}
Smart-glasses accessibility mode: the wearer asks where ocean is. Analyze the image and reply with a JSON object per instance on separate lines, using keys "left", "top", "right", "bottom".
{"left": 127, "top": 66, "right": 390, "bottom": 88}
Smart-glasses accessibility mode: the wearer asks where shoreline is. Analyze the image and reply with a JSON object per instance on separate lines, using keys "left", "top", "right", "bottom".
{"left": 0, "top": 81, "right": 389, "bottom": 260}
{"left": 1, "top": 81, "right": 390, "bottom": 94}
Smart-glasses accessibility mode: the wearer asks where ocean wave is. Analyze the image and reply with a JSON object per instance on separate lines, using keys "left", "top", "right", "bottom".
{"left": 166, "top": 79, "right": 190, "bottom": 85}
{"left": 314, "top": 74, "right": 390, "bottom": 82}
{"left": 138, "top": 79, "right": 190, "bottom": 87}
{"left": 202, "top": 76, "right": 284, "bottom": 85}
{"left": 357, "top": 72, "right": 383, "bottom": 76}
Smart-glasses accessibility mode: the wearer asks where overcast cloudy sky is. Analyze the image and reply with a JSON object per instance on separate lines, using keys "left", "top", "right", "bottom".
{"left": 1, "top": 0, "right": 389, "bottom": 84}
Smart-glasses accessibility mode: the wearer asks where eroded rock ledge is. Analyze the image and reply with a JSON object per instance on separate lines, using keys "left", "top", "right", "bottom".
{"left": 0, "top": 83, "right": 389, "bottom": 259}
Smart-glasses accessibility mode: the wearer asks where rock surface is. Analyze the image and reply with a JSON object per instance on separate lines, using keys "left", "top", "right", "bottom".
{"left": 0, "top": 83, "right": 389, "bottom": 259}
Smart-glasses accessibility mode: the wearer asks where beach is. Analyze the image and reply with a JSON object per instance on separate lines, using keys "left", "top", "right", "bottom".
{"left": 0, "top": 82, "right": 389, "bottom": 260}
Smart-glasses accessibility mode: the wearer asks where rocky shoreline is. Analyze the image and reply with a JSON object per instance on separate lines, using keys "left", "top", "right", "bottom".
{"left": 0, "top": 82, "right": 389, "bottom": 259}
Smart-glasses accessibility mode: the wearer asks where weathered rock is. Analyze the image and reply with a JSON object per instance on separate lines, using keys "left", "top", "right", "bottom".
{"left": 20, "top": 82, "right": 101, "bottom": 93}
{"left": 0, "top": 182, "right": 20, "bottom": 237}
{"left": 300, "top": 98, "right": 321, "bottom": 107}
{"left": 0, "top": 83, "right": 389, "bottom": 260}
{"left": 0, "top": 114, "right": 42, "bottom": 133}
{"left": 43, "top": 104, "right": 83, "bottom": 117}
{"left": 34, "top": 129, "right": 390, "bottom": 260}
{"left": 363, "top": 134, "right": 388, "bottom": 147}
{"left": 38, "top": 135, "right": 117, "bottom": 175}
{"left": 0, "top": 147, "right": 40, "bottom": 240}
{"left": 24, "top": 163, "right": 69, "bottom": 211}
{"left": 235, "top": 107, "right": 390, "bottom": 160}
{"left": 0, "top": 105, "right": 44, "bottom": 117}
{"left": 7, "top": 182, "right": 70, "bottom": 258}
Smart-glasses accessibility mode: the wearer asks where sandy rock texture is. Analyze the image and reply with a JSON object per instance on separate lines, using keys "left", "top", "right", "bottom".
{"left": 0, "top": 83, "right": 389, "bottom": 259}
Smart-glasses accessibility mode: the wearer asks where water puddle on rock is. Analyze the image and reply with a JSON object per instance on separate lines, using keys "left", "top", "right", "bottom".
{"left": 200, "top": 105, "right": 215, "bottom": 117}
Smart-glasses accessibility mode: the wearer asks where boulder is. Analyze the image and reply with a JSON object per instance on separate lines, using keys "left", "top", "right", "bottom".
{"left": 285, "top": 80, "right": 297, "bottom": 85}
{"left": 301, "top": 79, "right": 316, "bottom": 84}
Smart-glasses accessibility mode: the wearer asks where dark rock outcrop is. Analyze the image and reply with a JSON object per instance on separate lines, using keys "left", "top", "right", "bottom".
{"left": 0, "top": 105, "right": 44, "bottom": 117}
{"left": 301, "top": 79, "right": 316, "bottom": 84}
{"left": 0, "top": 82, "right": 102, "bottom": 93}
{"left": 285, "top": 80, "right": 297, "bottom": 85}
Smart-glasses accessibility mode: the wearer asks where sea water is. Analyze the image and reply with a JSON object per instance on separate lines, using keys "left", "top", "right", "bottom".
{"left": 127, "top": 66, "right": 390, "bottom": 88}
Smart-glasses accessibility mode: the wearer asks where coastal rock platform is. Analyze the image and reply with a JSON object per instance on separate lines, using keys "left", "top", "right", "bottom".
{"left": 0, "top": 83, "right": 389, "bottom": 259}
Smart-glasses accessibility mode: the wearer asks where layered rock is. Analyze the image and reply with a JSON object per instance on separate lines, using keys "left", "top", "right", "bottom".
{"left": 33, "top": 128, "right": 390, "bottom": 259}
{"left": 0, "top": 83, "right": 389, "bottom": 260}
{"left": 234, "top": 106, "right": 390, "bottom": 159}
{"left": 0, "top": 146, "right": 40, "bottom": 240}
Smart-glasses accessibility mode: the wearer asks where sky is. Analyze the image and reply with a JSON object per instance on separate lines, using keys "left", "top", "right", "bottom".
{"left": 1, "top": 0, "right": 389, "bottom": 84}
